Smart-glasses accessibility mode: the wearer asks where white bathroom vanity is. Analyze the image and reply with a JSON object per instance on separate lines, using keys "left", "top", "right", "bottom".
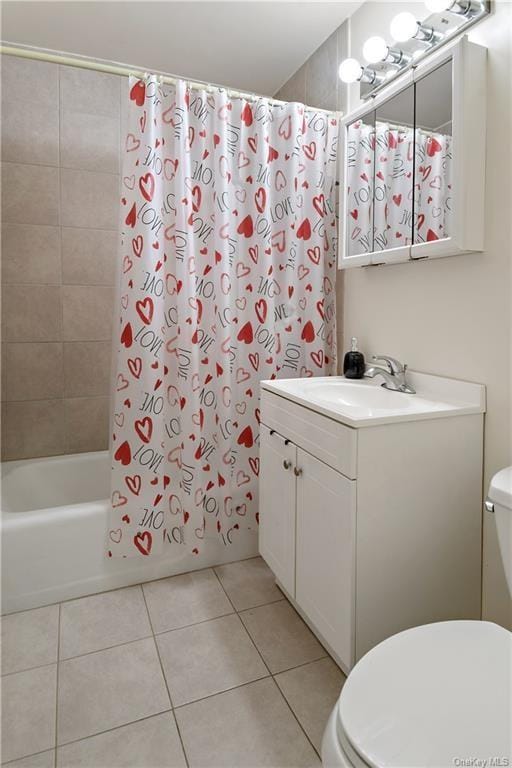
{"left": 259, "top": 372, "right": 486, "bottom": 673}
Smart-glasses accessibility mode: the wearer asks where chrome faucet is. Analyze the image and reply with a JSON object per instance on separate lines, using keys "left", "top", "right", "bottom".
{"left": 364, "top": 355, "right": 416, "bottom": 394}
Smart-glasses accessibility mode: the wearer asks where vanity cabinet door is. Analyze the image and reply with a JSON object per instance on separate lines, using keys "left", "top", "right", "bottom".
{"left": 295, "top": 449, "right": 356, "bottom": 671}
{"left": 259, "top": 425, "right": 297, "bottom": 597}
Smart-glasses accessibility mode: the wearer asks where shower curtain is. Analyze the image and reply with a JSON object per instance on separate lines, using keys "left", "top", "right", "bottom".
{"left": 346, "top": 120, "right": 452, "bottom": 252}
{"left": 108, "top": 77, "right": 338, "bottom": 558}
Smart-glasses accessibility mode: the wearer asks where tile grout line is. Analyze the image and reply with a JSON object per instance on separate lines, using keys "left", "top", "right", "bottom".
{"left": 1, "top": 558, "right": 262, "bottom": 618}
{"left": 54, "top": 603, "right": 61, "bottom": 767}
{"left": 0, "top": 642, "right": 328, "bottom": 682}
{"left": 212, "top": 569, "right": 323, "bottom": 760}
{"left": 139, "top": 583, "right": 190, "bottom": 768}
{"left": 2, "top": 562, "right": 330, "bottom": 762}
{"left": 50, "top": 709, "right": 174, "bottom": 752}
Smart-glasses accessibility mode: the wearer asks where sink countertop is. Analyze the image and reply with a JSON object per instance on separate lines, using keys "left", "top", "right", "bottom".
{"left": 260, "top": 372, "right": 486, "bottom": 428}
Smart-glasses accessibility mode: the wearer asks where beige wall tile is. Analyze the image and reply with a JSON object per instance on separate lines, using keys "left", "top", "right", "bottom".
{"left": 63, "top": 341, "right": 111, "bottom": 397}
{"left": 62, "top": 285, "right": 114, "bottom": 341}
{"left": 274, "top": 64, "right": 307, "bottom": 104}
{"left": 2, "top": 224, "right": 61, "bottom": 284}
{"left": 60, "top": 169, "right": 119, "bottom": 229}
{"left": 61, "top": 227, "right": 117, "bottom": 285}
{"left": 2, "top": 342, "right": 64, "bottom": 401}
{"left": 2, "top": 102, "right": 59, "bottom": 166}
{"left": 1, "top": 56, "right": 59, "bottom": 108}
{"left": 1, "top": 400, "right": 65, "bottom": 460}
{"left": 2, "top": 285, "right": 62, "bottom": 342}
{"left": 336, "top": 23, "right": 349, "bottom": 113}
{"left": 60, "top": 112, "right": 119, "bottom": 173}
{"left": 1, "top": 163, "right": 59, "bottom": 225}
{"left": 64, "top": 396, "right": 109, "bottom": 453}
{"left": 60, "top": 67, "right": 120, "bottom": 117}
{"left": 1, "top": 57, "right": 122, "bottom": 460}
{"left": 305, "top": 29, "right": 338, "bottom": 111}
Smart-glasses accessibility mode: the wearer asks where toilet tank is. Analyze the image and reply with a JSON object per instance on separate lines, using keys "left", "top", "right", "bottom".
{"left": 487, "top": 467, "right": 512, "bottom": 598}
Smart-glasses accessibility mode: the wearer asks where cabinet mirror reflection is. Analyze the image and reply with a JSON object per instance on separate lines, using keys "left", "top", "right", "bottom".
{"left": 374, "top": 84, "right": 414, "bottom": 252}
{"left": 343, "top": 56, "right": 458, "bottom": 264}
{"left": 346, "top": 112, "right": 375, "bottom": 257}
{"left": 414, "top": 60, "right": 453, "bottom": 245}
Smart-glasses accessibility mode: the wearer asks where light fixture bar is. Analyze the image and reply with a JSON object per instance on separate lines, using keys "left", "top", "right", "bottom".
{"left": 337, "top": 0, "right": 490, "bottom": 99}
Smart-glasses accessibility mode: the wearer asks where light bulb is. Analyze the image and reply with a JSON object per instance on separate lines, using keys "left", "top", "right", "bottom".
{"left": 338, "top": 58, "right": 362, "bottom": 84}
{"left": 390, "top": 12, "right": 419, "bottom": 42}
{"left": 425, "top": 0, "right": 453, "bottom": 12}
{"left": 362, "top": 36, "right": 389, "bottom": 64}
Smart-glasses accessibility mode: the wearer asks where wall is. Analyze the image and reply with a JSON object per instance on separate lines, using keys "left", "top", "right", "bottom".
{"left": 1, "top": 56, "right": 122, "bottom": 459}
{"left": 276, "top": 1, "right": 512, "bottom": 628}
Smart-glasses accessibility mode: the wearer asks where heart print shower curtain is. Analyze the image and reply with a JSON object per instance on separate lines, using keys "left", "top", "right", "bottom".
{"left": 108, "top": 77, "right": 338, "bottom": 558}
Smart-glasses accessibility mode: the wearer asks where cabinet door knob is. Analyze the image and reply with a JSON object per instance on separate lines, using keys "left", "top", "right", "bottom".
{"left": 294, "top": 467, "right": 302, "bottom": 477}
{"left": 283, "top": 460, "right": 291, "bottom": 470}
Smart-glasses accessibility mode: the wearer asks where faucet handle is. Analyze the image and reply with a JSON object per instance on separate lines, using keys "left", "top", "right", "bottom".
{"left": 372, "top": 355, "right": 405, "bottom": 375}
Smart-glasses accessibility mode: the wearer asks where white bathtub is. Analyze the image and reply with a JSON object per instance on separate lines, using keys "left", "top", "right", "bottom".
{"left": 1, "top": 451, "right": 258, "bottom": 614}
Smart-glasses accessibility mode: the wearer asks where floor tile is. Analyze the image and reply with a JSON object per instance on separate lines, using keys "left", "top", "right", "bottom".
{"left": 142, "top": 569, "right": 233, "bottom": 634}
{"left": 57, "top": 638, "right": 170, "bottom": 745}
{"left": 56, "top": 712, "right": 186, "bottom": 768}
{"left": 3, "top": 750, "right": 55, "bottom": 768}
{"left": 59, "top": 585, "right": 152, "bottom": 660}
{"left": 156, "top": 613, "right": 268, "bottom": 706}
{"left": 1, "top": 665, "right": 57, "bottom": 763}
{"left": 214, "top": 556, "right": 282, "bottom": 610}
{"left": 1, "top": 605, "right": 59, "bottom": 675}
{"left": 175, "top": 677, "right": 320, "bottom": 767}
{"left": 239, "top": 600, "right": 326, "bottom": 673}
{"left": 275, "top": 658, "right": 345, "bottom": 752}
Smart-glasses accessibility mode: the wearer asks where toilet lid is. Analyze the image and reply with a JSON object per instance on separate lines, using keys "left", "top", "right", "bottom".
{"left": 338, "top": 621, "right": 512, "bottom": 768}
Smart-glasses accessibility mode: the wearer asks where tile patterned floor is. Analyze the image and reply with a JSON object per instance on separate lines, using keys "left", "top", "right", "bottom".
{"left": 1, "top": 557, "right": 345, "bottom": 767}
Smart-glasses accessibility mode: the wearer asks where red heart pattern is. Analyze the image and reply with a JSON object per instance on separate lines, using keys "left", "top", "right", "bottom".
{"left": 346, "top": 121, "right": 452, "bottom": 255}
{"left": 109, "top": 77, "right": 338, "bottom": 558}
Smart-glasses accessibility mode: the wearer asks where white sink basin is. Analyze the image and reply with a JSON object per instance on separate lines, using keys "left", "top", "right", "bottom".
{"left": 305, "top": 380, "right": 418, "bottom": 413}
{"left": 261, "top": 374, "right": 485, "bottom": 427}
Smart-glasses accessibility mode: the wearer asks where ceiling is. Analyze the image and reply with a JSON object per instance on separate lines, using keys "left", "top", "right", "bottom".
{"left": 1, "top": 1, "right": 362, "bottom": 96}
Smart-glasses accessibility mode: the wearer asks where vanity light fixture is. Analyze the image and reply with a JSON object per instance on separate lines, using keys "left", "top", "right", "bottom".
{"left": 362, "top": 35, "right": 411, "bottom": 66}
{"left": 338, "top": 58, "right": 381, "bottom": 85}
{"left": 338, "top": 0, "right": 489, "bottom": 98}
{"left": 425, "top": 0, "right": 484, "bottom": 14}
{"left": 390, "top": 12, "right": 441, "bottom": 45}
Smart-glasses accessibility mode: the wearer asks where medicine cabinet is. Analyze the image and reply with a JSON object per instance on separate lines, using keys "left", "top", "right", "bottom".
{"left": 338, "top": 36, "right": 486, "bottom": 269}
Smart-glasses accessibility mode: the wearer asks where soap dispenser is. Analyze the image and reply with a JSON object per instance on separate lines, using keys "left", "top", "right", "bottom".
{"left": 343, "top": 337, "right": 365, "bottom": 379}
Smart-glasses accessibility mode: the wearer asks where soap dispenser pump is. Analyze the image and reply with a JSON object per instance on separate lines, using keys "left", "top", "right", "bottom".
{"left": 343, "top": 337, "right": 365, "bottom": 379}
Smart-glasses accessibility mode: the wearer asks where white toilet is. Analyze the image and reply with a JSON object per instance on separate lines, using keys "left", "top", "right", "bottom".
{"left": 322, "top": 467, "right": 512, "bottom": 768}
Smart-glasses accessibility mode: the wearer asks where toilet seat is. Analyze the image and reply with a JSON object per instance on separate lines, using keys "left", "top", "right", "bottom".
{"left": 333, "top": 621, "right": 512, "bottom": 768}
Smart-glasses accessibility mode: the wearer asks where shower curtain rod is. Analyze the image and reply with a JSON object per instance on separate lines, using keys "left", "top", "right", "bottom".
{"left": 0, "top": 43, "right": 341, "bottom": 116}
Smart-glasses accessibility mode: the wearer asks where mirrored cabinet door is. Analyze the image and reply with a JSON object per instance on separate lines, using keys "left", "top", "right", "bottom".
{"left": 413, "top": 60, "right": 453, "bottom": 246}
{"left": 374, "top": 84, "right": 415, "bottom": 257}
{"left": 339, "top": 37, "right": 486, "bottom": 269}
{"left": 345, "top": 112, "right": 375, "bottom": 260}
